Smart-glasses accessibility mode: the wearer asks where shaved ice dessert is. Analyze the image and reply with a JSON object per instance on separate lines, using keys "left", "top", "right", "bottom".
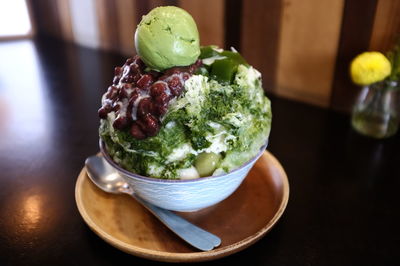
{"left": 98, "top": 6, "right": 271, "bottom": 180}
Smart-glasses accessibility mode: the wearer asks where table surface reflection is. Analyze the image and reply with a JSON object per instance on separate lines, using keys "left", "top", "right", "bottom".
{"left": 0, "top": 36, "right": 399, "bottom": 266}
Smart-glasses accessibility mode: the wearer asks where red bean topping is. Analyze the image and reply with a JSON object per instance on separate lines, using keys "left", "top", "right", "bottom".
{"left": 154, "top": 103, "right": 168, "bottom": 116}
{"left": 137, "top": 98, "right": 155, "bottom": 118}
{"left": 137, "top": 114, "right": 159, "bottom": 137}
{"left": 158, "top": 74, "right": 169, "bottom": 81}
{"left": 121, "top": 74, "right": 134, "bottom": 83}
{"left": 168, "top": 75, "right": 180, "bottom": 87}
{"left": 167, "top": 76, "right": 183, "bottom": 96}
{"left": 137, "top": 74, "right": 154, "bottom": 89}
{"left": 148, "top": 70, "right": 161, "bottom": 79}
{"left": 130, "top": 64, "right": 140, "bottom": 75}
{"left": 154, "top": 92, "right": 170, "bottom": 106}
{"left": 105, "top": 86, "right": 119, "bottom": 100}
{"left": 182, "top": 73, "right": 190, "bottom": 81}
{"left": 128, "top": 91, "right": 140, "bottom": 109}
{"left": 120, "top": 84, "right": 133, "bottom": 98}
{"left": 189, "top": 59, "right": 203, "bottom": 73}
{"left": 125, "top": 109, "right": 133, "bottom": 124}
{"left": 125, "top": 58, "right": 134, "bottom": 65}
{"left": 130, "top": 123, "right": 146, "bottom": 139}
{"left": 98, "top": 103, "right": 112, "bottom": 119}
{"left": 133, "top": 74, "right": 141, "bottom": 83}
{"left": 112, "top": 101, "right": 121, "bottom": 112}
{"left": 171, "top": 86, "right": 183, "bottom": 96}
{"left": 164, "top": 67, "right": 182, "bottom": 76}
{"left": 113, "top": 114, "right": 130, "bottom": 130}
{"left": 133, "top": 56, "right": 145, "bottom": 69}
{"left": 123, "top": 65, "right": 131, "bottom": 76}
{"left": 150, "top": 82, "right": 167, "bottom": 97}
{"left": 100, "top": 56, "right": 201, "bottom": 139}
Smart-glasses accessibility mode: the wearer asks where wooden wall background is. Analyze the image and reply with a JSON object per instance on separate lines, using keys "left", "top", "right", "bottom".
{"left": 28, "top": 0, "right": 400, "bottom": 112}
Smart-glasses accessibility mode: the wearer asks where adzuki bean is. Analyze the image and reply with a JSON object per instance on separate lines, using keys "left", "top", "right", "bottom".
{"left": 130, "top": 123, "right": 146, "bottom": 139}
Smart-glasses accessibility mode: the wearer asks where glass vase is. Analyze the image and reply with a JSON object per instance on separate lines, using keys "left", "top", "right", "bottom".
{"left": 351, "top": 81, "right": 400, "bottom": 139}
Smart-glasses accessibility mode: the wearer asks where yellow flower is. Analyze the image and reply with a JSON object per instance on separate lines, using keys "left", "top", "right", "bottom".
{"left": 350, "top": 52, "right": 391, "bottom": 86}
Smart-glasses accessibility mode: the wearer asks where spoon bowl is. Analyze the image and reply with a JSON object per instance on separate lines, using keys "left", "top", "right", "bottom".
{"left": 85, "top": 156, "right": 129, "bottom": 194}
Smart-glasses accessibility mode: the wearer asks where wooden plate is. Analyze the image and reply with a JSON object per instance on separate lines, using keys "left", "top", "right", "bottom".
{"left": 75, "top": 151, "right": 289, "bottom": 262}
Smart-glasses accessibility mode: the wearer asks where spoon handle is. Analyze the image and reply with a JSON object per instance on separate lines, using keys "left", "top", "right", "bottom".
{"left": 133, "top": 195, "right": 221, "bottom": 251}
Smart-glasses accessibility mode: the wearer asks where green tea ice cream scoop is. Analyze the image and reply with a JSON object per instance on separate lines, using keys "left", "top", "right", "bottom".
{"left": 135, "top": 6, "right": 200, "bottom": 71}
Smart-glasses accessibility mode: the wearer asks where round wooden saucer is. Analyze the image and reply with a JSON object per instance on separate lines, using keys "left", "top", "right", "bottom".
{"left": 75, "top": 151, "right": 289, "bottom": 262}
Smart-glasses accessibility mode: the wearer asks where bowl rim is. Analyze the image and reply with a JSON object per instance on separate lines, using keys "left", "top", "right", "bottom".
{"left": 100, "top": 139, "right": 268, "bottom": 184}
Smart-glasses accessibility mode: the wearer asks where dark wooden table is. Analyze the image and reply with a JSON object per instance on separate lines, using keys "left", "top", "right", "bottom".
{"left": 1, "top": 36, "right": 399, "bottom": 266}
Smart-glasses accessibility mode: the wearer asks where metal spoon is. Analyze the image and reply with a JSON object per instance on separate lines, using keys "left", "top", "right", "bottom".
{"left": 85, "top": 155, "right": 221, "bottom": 251}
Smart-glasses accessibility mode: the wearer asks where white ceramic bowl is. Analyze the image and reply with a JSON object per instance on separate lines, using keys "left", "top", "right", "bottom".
{"left": 100, "top": 141, "right": 268, "bottom": 212}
